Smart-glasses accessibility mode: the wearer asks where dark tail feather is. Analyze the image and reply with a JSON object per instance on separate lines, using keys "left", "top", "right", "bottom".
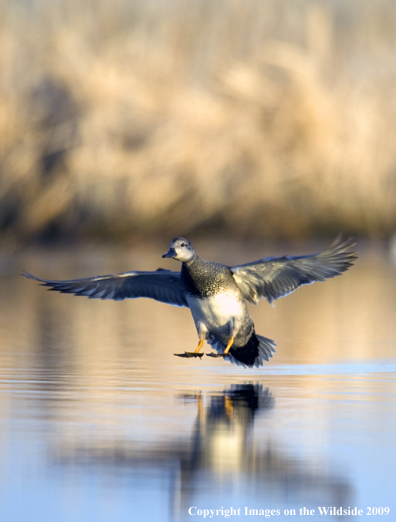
{"left": 209, "top": 331, "right": 276, "bottom": 368}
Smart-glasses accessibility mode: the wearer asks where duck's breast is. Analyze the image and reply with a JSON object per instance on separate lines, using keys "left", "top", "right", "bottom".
{"left": 187, "top": 292, "right": 248, "bottom": 332}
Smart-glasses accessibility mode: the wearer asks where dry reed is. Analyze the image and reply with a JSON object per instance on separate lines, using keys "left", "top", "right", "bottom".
{"left": 1, "top": 0, "right": 396, "bottom": 245}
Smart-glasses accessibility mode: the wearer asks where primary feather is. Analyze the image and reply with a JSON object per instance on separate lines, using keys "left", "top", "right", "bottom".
{"left": 231, "top": 237, "right": 357, "bottom": 304}
{"left": 22, "top": 269, "right": 188, "bottom": 307}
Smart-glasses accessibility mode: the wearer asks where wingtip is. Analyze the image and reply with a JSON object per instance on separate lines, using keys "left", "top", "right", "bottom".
{"left": 21, "top": 270, "right": 34, "bottom": 279}
{"left": 327, "top": 235, "right": 359, "bottom": 265}
{"left": 21, "top": 271, "right": 47, "bottom": 284}
{"left": 331, "top": 234, "right": 358, "bottom": 251}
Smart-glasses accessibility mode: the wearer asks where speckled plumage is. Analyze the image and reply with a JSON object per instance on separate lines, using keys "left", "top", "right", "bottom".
{"left": 180, "top": 258, "right": 235, "bottom": 298}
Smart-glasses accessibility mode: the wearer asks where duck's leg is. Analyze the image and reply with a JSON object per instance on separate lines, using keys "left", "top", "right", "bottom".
{"left": 174, "top": 339, "right": 205, "bottom": 358}
{"left": 194, "top": 338, "right": 205, "bottom": 353}
{"left": 223, "top": 336, "right": 235, "bottom": 355}
{"left": 207, "top": 336, "right": 235, "bottom": 358}
{"left": 174, "top": 325, "right": 207, "bottom": 359}
{"left": 206, "top": 318, "right": 238, "bottom": 359}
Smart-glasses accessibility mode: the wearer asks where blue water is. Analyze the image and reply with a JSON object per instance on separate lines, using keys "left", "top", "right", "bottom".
{"left": 0, "top": 245, "right": 395, "bottom": 521}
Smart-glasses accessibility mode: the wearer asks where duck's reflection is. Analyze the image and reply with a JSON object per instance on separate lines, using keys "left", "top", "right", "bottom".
{"left": 180, "top": 384, "right": 274, "bottom": 480}
{"left": 53, "top": 384, "right": 351, "bottom": 515}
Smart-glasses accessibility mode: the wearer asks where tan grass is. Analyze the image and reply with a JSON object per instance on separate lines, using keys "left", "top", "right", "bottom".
{"left": 1, "top": 0, "right": 396, "bottom": 244}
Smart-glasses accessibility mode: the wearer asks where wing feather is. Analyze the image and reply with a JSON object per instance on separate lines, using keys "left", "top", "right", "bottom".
{"left": 22, "top": 269, "right": 188, "bottom": 307}
{"left": 231, "top": 237, "right": 357, "bottom": 304}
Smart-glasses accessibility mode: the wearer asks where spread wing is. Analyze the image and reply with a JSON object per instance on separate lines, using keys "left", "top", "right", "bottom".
{"left": 231, "top": 237, "right": 357, "bottom": 305}
{"left": 22, "top": 269, "right": 188, "bottom": 307}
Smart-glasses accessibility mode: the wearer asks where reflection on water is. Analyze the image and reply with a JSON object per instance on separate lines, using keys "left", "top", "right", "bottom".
{"left": 52, "top": 384, "right": 350, "bottom": 520}
{"left": 0, "top": 243, "right": 395, "bottom": 521}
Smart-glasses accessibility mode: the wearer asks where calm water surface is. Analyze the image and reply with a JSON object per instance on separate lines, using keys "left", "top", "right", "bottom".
{"left": 0, "top": 241, "right": 395, "bottom": 521}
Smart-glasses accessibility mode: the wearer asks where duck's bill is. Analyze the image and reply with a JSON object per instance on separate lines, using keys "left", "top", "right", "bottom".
{"left": 162, "top": 248, "right": 176, "bottom": 258}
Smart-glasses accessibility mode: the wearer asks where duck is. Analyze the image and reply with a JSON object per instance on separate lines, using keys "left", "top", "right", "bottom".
{"left": 23, "top": 236, "right": 357, "bottom": 368}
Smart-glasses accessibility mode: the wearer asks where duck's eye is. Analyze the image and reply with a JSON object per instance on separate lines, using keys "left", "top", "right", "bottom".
{"left": 180, "top": 242, "right": 187, "bottom": 247}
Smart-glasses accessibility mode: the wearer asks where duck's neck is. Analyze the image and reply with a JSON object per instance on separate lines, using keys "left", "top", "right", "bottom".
{"left": 182, "top": 253, "right": 200, "bottom": 269}
{"left": 180, "top": 256, "right": 210, "bottom": 297}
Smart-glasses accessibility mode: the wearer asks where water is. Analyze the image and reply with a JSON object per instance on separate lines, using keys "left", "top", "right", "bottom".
{"left": 0, "top": 241, "right": 395, "bottom": 521}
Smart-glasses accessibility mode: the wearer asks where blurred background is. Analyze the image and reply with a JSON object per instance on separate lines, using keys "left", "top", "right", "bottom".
{"left": 1, "top": 0, "right": 396, "bottom": 248}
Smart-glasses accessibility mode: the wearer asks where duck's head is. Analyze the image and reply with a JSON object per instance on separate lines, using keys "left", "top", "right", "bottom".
{"left": 162, "top": 237, "right": 196, "bottom": 263}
